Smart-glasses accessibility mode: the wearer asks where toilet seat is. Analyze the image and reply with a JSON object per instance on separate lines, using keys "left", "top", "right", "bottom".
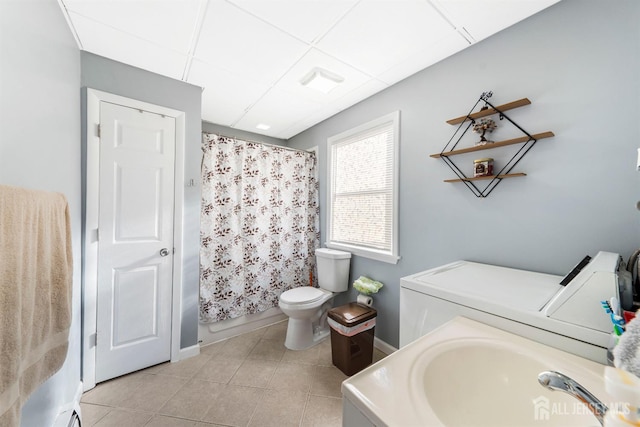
{"left": 279, "top": 248, "right": 351, "bottom": 350}
{"left": 280, "top": 287, "right": 326, "bottom": 305}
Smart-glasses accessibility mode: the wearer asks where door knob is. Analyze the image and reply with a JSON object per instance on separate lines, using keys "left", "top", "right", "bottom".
{"left": 159, "top": 248, "right": 170, "bottom": 257}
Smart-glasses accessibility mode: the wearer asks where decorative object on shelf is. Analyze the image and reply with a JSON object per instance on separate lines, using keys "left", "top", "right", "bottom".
{"left": 430, "top": 91, "right": 555, "bottom": 198}
{"left": 474, "top": 158, "right": 494, "bottom": 177}
{"left": 472, "top": 118, "right": 497, "bottom": 145}
{"left": 353, "top": 276, "right": 383, "bottom": 307}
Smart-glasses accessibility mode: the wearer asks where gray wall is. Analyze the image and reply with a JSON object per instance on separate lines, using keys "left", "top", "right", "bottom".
{"left": 81, "top": 52, "right": 203, "bottom": 348}
{"left": 0, "top": 0, "right": 82, "bottom": 424}
{"left": 287, "top": 0, "right": 640, "bottom": 348}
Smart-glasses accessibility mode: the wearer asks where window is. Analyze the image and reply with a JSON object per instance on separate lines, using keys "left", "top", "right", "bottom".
{"left": 326, "top": 111, "right": 399, "bottom": 264}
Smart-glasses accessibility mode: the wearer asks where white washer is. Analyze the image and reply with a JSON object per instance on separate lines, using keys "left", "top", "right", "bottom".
{"left": 400, "top": 252, "right": 622, "bottom": 364}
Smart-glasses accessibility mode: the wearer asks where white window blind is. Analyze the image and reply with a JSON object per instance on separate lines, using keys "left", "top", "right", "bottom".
{"left": 327, "top": 111, "right": 399, "bottom": 264}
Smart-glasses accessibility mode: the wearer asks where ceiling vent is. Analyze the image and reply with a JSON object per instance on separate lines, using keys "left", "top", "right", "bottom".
{"left": 300, "top": 67, "right": 344, "bottom": 94}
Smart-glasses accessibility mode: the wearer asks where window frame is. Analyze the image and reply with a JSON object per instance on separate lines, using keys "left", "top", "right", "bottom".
{"left": 325, "top": 110, "right": 400, "bottom": 264}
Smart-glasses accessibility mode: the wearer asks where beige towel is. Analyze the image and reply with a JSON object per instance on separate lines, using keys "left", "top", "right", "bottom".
{"left": 0, "top": 185, "right": 73, "bottom": 426}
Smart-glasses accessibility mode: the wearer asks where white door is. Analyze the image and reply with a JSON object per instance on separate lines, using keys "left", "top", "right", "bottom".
{"left": 95, "top": 101, "right": 176, "bottom": 382}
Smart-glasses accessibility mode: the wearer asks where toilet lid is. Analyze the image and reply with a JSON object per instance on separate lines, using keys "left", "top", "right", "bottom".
{"left": 280, "top": 287, "right": 325, "bottom": 304}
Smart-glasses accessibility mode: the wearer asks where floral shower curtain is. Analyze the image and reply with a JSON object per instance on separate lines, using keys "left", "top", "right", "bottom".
{"left": 200, "top": 133, "right": 319, "bottom": 323}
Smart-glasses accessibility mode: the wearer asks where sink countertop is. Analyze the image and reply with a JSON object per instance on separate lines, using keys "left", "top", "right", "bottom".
{"left": 342, "top": 317, "right": 612, "bottom": 427}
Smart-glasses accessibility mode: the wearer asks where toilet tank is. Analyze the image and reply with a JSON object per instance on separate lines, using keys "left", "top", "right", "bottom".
{"left": 316, "top": 248, "right": 351, "bottom": 292}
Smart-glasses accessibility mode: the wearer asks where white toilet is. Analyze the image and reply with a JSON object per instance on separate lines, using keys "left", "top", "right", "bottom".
{"left": 278, "top": 248, "right": 351, "bottom": 350}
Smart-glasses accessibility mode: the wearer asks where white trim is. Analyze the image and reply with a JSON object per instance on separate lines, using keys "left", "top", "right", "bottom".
{"left": 326, "top": 111, "right": 400, "bottom": 264}
{"left": 170, "top": 108, "right": 186, "bottom": 364}
{"left": 178, "top": 344, "right": 200, "bottom": 361}
{"left": 326, "top": 241, "right": 400, "bottom": 264}
{"left": 374, "top": 336, "right": 397, "bottom": 355}
{"left": 82, "top": 88, "right": 185, "bottom": 390}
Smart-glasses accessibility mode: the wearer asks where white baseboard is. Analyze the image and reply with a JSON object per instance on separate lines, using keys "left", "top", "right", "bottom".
{"left": 374, "top": 337, "right": 397, "bottom": 355}
{"left": 177, "top": 344, "right": 200, "bottom": 361}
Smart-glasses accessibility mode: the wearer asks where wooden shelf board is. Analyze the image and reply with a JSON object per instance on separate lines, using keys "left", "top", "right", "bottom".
{"left": 430, "top": 131, "right": 554, "bottom": 158}
{"left": 446, "top": 98, "right": 531, "bottom": 125}
{"left": 444, "top": 172, "right": 526, "bottom": 183}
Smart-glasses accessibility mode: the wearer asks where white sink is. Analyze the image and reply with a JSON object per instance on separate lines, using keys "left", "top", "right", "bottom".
{"left": 342, "top": 317, "right": 613, "bottom": 427}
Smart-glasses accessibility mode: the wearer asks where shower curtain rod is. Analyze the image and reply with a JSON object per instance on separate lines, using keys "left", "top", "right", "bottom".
{"left": 204, "top": 131, "right": 311, "bottom": 154}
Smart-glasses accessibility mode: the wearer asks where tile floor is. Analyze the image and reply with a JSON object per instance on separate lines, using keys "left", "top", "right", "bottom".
{"left": 80, "top": 320, "right": 387, "bottom": 427}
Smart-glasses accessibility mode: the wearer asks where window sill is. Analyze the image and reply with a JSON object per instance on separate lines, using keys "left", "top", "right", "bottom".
{"left": 325, "top": 242, "right": 400, "bottom": 265}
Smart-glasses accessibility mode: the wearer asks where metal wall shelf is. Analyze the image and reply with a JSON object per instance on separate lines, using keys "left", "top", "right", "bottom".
{"left": 431, "top": 91, "right": 554, "bottom": 198}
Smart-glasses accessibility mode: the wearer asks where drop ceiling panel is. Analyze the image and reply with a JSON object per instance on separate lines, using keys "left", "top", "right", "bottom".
{"left": 58, "top": 0, "right": 562, "bottom": 139}
{"left": 377, "top": 31, "right": 470, "bottom": 84}
{"left": 316, "top": 0, "right": 453, "bottom": 76}
{"left": 228, "top": 0, "right": 358, "bottom": 43}
{"left": 328, "top": 78, "right": 390, "bottom": 113}
{"left": 194, "top": 0, "right": 309, "bottom": 86}
{"left": 233, "top": 87, "right": 323, "bottom": 137}
{"left": 201, "top": 89, "right": 245, "bottom": 128}
{"left": 69, "top": 12, "right": 187, "bottom": 79}
{"left": 63, "top": 0, "right": 200, "bottom": 54}
{"left": 280, "top": 78, "right": 389, "bottom": 139}
{"left": 189, "top": 59, "right": 271, "bottom": 126}
{"left": 432, "top": 0, "right": 561, "bottom": 42}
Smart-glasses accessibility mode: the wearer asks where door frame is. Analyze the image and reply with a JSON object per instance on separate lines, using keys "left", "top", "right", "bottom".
{"left": 82, "top": 88, "right": 185, "bottom": 391}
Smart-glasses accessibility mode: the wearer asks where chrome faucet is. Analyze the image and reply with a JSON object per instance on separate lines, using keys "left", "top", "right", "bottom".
{"left": 537, "top": 371, "right": 608, "bottom": 426}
